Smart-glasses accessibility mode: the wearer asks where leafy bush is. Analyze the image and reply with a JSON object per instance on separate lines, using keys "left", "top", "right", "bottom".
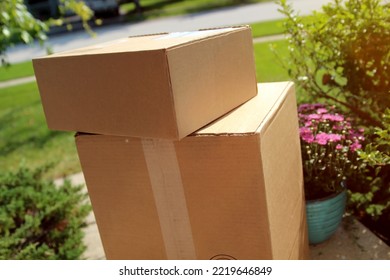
{"left": 0, "top": 0, "right": 47, "bottom": 65}
{"left": 277, "top": 0, "right": 390, "bottom": 128}
{"left": 349, "top": 109, "right": 390, "bottom": 217}
{"left": 277, "top": 0, "right": 390, "bottom": 220}
{"left": 0, "top": 0, "right": 94, "bottom": 65}
{"left": 0, "top": 166, "right": 91, "bottom": 259}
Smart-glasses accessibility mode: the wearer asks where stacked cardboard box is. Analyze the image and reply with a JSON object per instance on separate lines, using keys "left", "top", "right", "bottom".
{"left": 33, "top": 26, "right": 308, "bottom": 260}
{"left": 33, "top": 27, "right": 257, "bottom": 139}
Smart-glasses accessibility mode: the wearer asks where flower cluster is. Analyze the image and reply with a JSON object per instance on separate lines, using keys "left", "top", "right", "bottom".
{"left": 298, "top": 103, "right": 365, "bottom": 200}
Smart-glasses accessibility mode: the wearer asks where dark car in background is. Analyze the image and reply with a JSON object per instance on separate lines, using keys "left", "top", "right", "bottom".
{"left": 25, "top": 0, "right": 120, "bottom": 20}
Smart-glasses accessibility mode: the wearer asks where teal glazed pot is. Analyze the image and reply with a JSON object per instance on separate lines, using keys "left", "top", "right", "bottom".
{"left": 305, "top": 190, "right": 347, "bottom": 244}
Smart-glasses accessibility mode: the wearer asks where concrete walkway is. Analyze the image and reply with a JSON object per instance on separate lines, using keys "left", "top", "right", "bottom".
{"left": 0, "top": 76, "right": 36, "bottom": 89}
{"left": 59, "top": 172, "right": 390, "bottom": 260}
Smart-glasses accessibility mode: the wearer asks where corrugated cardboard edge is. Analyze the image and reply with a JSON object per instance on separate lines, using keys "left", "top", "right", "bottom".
{"left": 199, "top": 25, "right": 250, "bottom": 31}
{"left": 161, "top": 49, "right": 180, "bottom": 139}
{"left": 191, "top": 82, "right": 293, "bottom": 138}
{"left": 255, "top": 82, "right": 294, "bottom": 135}
{"left": 127, "top": 25, "right": 251, "bottom": 40}
{"left": 288, "top": 196, "right": 310, "bottom": 260}
{"left": 251, "top": 83, "right": 291, "bottom": 259}
{"left": 255, "top": 82, "right": 308, "bottom": 259}
{"left": 141, "top": 138, "right": 197, "bottom": 259}
{"left": 128, "top": 32, "right": 168, "bottom": 38}
{"left": 166, "top": 26, "right": 251, "bottom": 51}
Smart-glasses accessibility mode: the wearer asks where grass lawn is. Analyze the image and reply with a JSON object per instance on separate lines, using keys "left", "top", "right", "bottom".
{"left": 0, "top": 61, "right": 34, "bottom": 82}
{"left": 254, "top": 40, "right": 288, "bottom": 83}
{"left": 0, "top": 82, "right": 81, "bottom": 179}
{"left": 250, "top": 19, "right": 285, "bottom": 38}
{"left": 121, "top": 0, "right": 271, "bottom": 20}
{"left": 254, "top": 40, "right": 311, "bottom": 104}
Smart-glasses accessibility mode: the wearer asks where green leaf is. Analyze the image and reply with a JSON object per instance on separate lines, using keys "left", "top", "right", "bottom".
{"left": 2, "top": 27, "right": 11, "bottom": 38}
{"left": 20, "top": 31, "right": 32, "bottom": 44}
{"left": 1, "top": 11, "right": 10, "bottom": 21}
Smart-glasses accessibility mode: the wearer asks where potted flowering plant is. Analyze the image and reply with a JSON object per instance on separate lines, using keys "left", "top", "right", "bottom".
{"left": 298, "top": 103, "right": 364, "bottom": 244}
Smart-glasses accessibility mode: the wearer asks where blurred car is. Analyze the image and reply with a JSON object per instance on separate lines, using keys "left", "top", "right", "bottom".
{"left": 84, "top": 0, "right": 120, "bottom": 17}
{"left": 25, "top": 0, "right": 120, "bottom": 20}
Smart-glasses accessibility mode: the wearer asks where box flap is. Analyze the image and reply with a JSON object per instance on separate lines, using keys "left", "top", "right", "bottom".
{"left": 195, "top": 82, "right": 293, "bottom": 136}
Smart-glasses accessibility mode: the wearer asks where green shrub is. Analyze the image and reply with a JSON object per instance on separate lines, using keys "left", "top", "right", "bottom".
{"left": 349, "top": 109, "right": 390, "bottom": 217}
{"left": 276, "top": 0, "right": 390, "bottom": 219}
{"left": 277, "top": 0, "right": 390, "bottom": 128}
{"left": 0, "top": 166, "right": 91, "bottom": 259}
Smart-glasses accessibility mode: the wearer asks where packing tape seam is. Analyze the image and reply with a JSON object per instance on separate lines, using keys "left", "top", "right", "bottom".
{"left": 141, "top": 139, "right": 197, "bottom": 260}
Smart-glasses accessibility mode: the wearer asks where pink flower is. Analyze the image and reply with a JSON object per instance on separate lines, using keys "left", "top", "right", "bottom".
{"left": 308, "top": 114, "right": 321, "bottom": 120}
{"left": 317, "top": 108, "right": 328, "bottom": 114}
{"left": 314, "top": 133, "right": 342, "bottom": 145}
{"left": 298, "top": 103, "right": 325, "bottom": 113}
{"left": 322, "top": 114, "right": 344, "bottom": 122}
{"left": 348, "top": 129, "right": 365, "bottom": 142}
{"left": 298, "top": 104, "right": 311, "bottom": 112}
{"left": 300, "top": 127, "right": 314, "bottom": 143}
{"left": 328, "top": 133, "right": 342, "bottom": 142}
{"left": 315, "top": 132, "right": 329, "bottom": 145}
{"left": 305, "top": 121, "right": 313, "bottom": 127}
{"left": 298, "top": 103, "right": 363, "bottom": 151}
{"left": 350, "top": 142, "right": 362, "bottom": 152}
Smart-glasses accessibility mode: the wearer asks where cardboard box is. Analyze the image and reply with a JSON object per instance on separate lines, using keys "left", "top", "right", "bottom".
{"left": 75, "top": 82, "right": 309, "bottom": 259}
{"left": 33, "top": 26, "right": 257, "bottom": 140}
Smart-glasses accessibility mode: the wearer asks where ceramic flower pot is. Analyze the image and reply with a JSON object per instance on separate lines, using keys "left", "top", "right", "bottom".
{"left": 305, "top": 190, "right": 347, "bottom": 244}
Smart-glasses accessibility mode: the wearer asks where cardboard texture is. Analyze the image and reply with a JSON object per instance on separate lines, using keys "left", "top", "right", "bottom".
{"left": 33, "top": 26, "right": 257, "bottom": 140}
{"left": 75, "top": 82, "right": 309, "bottom": 260}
